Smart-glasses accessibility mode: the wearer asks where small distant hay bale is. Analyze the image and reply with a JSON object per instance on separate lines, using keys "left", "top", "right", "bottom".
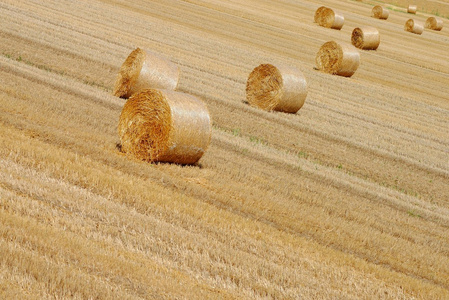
{"left": 404, "top": 19, "right": 424, "bottom": 34}
{"left": 372, "top": 6, "right": 389, "bottom": 19}
{"left": 425, "top": 17, "right": 443, "bottom": 31}
{"left": 315, "top": 41, "right": 360, "bottom": 77}
{"left": 245, "top": 64, "right": 308, "bottom": 113}
{"left": 118, "top": 89, "right": 211, "bottom": 164}
{"left": 314, "top": 6, "right": 327, "bottom": 23}
{"left": 113, "top": 48, "right": 179, "bottom": 99}
{"left": 316, "top": 7, "right": 345, "bottom": 30}
{"left": 351, "top": 27, "right": 380, "bottom": 50}
{"left": 407, "top": 5, "right": 417, "bottom": 14}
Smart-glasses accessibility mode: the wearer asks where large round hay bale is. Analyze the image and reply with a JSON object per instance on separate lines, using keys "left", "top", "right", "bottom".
{"left": 315, "top": 41, "right": 360, "bottom": 77}
{"left": 351, "top": 27, "right": 380, "bottom": 50}
{"left": 246, "top": 64, "right": 308, "bottom": 113}
{"left": 372, "top": 6, "right": 389, "bottom": 19}
{"left": 118, "top": 89, "right": 211, "bottom": 164}
{"left": 407, "top": 5, "right": 417, "bottom": 14}
{"left": 314, "top": 6, "right": 327, "bottom": 23}
{"left": 317, "top": 7, "right": 344, "bottom": 30}
{"left": 425, "top": 17, "right": 444, "bottom": 31}
{"left": 405, "top": 19, "right": 424, "bottom": 34}
{"left": 113, "top": 48, "right": 179, "bottom": 99}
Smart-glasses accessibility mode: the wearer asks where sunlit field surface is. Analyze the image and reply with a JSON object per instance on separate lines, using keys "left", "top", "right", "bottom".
{"left": 0, "top": 0, "right": 448, "bottom": 298}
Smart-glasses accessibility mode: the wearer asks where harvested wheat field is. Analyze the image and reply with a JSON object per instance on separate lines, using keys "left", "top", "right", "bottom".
{"left": 0, "top": 0, "right": 448, "bottom": 299}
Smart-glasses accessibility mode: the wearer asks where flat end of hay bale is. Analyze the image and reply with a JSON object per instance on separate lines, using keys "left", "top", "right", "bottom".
{"left": 316, "top": 41, "right": 343, "bottom": 75}
{"left": 351, "top": 27, "right": 380, "bottom": 50}
{"left": 425, "top": 17, "right": 444, "bottom": 31}
{"left": 246, "top": 64, "right": 308, "bottom": 113}
{"left": 351, "top": 28, "right": 364, "bottom": 49}
{"left": 314, "top": 6, "right": 327, "bottom": 23}
{"left": 118, "top": 89, "right": 172, "bottom": 161}
{"left": 113, "top": 48, "right": 146, "bottom": 98}
{"left": 405, "top": 19, "right": 414, "bottom": 32}
{"left": 316, "top": 41, "right": 360, "bottom": 77}
{"left": 118, "top": 89, "right": 211, "bottom": 164}
{"left": 405, "top": 19, "right": 424, "bottom": 34}
{"left": 246, "top": 64, "right": 284, "bottom": 112}
{"left": 320, "top": 7, "right": 335, "bottom": 28}
{"left": 317, "top": 8, "right": 344, "bottom": 29}
{"left": 372, "top": 6, "right": 389, "bottom": 19}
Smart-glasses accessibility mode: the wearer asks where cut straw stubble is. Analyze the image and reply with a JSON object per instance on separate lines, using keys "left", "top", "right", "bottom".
{"left": 113, "top": 48, "right": 179, "bottom": 99}
{"left": 118, "top": 89, "right": 211, "bottom": 165}
{"left": 246, "top": 64, "right": 308, "bottom": 113}
{"left": 315, "top": 41, "right": 360, "bottom": 77}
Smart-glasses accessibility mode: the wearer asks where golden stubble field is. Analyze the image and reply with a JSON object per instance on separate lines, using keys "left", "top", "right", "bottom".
{"left": 0, "top": 0, "right": 448, "bottom": 298}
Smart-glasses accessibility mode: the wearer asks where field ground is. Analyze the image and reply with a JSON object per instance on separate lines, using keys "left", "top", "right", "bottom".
{"left": 0, "top": 0, "right": 448, "bottom": 298}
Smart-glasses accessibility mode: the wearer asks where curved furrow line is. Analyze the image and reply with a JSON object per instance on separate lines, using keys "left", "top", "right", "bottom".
{"left": 0, "top": 160, "right": 307, "bottom": 298}
{"left": 305, "top": 99, "right": 449, "bottom": 150}
{"left": 1, "top": 109, "right": 446, "bottom": 296}
{"left": 306, "top": 96, "right": 449, "bottom": 145}
{"left": 178, "top": 69, "right": 449, "bottom": 169}
{"left": 4, "top": 68, "right": 448, "bottom": 270}
{"left": 2, "top": 0, "right": 449, "bottom": 297}
{"left": 0, "top": 8, "right": 124, "bottom": 63}
{"left": 3, "top": 58, "right": 448, "bottom": 274}
{"left": 179, "top": 68, "right": 449, "bottom": 178}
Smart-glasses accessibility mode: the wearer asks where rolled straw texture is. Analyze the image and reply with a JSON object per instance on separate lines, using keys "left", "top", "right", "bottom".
{"left": 113, "top": 48, "right": 179, "bottom": 99}
{"left": 315, "top": 41, "right": 360, "bottom": 77}
{"left": 246, "top": 64, "right": 308, "bottom": 113}
{"left": 317, "top": 7, "right": 344, "bottom": 30}
{"left": 118, "top": 89, "right": 211, "bottom": 164}
{"left": 407, "top": 5, "right": 417, "bottom": 14}
{"left": 425, "top": 17, "right": 443, "bottom": 31}
{"left": 372, "top": 6, "right": 389, "bottom": 19}
{"left": 351, "top": 27, "right": 380, "bottom": 50}
{"left": 405, "top": 19, "right": 424, "bottom": 34}
{"left": 314, "top": 6, "right": 327, "bottom": 23}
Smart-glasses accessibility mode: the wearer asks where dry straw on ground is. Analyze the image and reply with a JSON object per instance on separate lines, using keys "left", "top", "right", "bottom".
{"left": 316, "top": 41, "right": 360, "bottom": 77}
{"left": 246, "top": 64, "right": 308, "bottom": 113}
{"left": 407, "top": 5, "right": 417, "bottom": 14}
{"left": 405, "top": 19, "right": 424, "bottom": 34}
{"left": 351, "top": 27, "right": 380, "bottom": 50}
{"left": 118, "top": 89, "right": 211, "bottom": 164}
{"left": 315, "top": 7, "right": 344, "bottom": 30}
{"left": 425, "top": 17, "right": 444, "bottom": 31}
{"left": 372, "top": 6, "right": 389, "bottom": 20}
{"left": 113, "top": 48, "right": 179, "bottom": 98}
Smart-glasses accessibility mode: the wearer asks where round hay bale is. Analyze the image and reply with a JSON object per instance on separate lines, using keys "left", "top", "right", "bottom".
{"left": 372, "top": 6, "right": 389, "bottom": 19}
{"left": 404, "top": 19, "right": 424, "bottom": 34}
{"left": 314, "top": 6, "right": 327, "bottom": 23}
{"left": 315, "top": 41, "right": 360, "bottom": 77}
{"left": 425, "top": 17, "right": 443, "bottom": 31}
{"left": 407, "top": 5, "right": 417, "bottom": 14}
{"left": 351, "top": 27, "right": 380, "bottom": 50}
{"left": 118, "top": 89, "right": 211, "bottom": 164}
{"left": 245, "top": 64, "right": 308, "bottom": 113}
{"left": 113, "top": 48, "right": 179, "bottom": 99}
{"left": 317, "top": 7, "right": 344, "bottom": 30}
